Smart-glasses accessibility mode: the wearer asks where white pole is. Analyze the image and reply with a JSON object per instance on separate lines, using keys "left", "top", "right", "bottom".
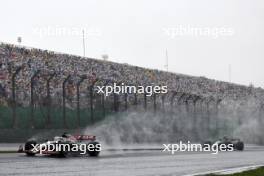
{"left": 82, "top": 30, "right": 85, "bottom": 57}
{"left": 228, "top": 64, "right": 231, "bottom": 82}
{"left": 165, "top": 49, "right": 168, "bottom": 72}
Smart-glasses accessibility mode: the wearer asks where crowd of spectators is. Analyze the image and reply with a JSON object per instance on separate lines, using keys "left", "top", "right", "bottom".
{"left": 0, "top": 42, "right": 263, "bottom": 109}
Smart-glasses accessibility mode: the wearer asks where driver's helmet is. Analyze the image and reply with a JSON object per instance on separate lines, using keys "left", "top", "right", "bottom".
{"left": 62, "top": 132, "right": 71, "bottom": 138}
{"left": 223, "top": 136, "right": 228, "bottom": 141}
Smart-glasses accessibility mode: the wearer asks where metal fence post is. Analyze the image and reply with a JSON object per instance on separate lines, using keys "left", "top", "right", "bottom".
{"left": 206, "top": 97, "right": 214, "bottom": 136}
{"left": 30, "top": 70, "right": 40, "bottom": 128}
{"left": 206, "top": 101, "right": 210, "bottom": 134}
{"left": 62, "top": 75, "right": 71, "bottom": 128}
{"left": 113, "top": 82, "right": 121, "bottom": 112}
{"left": 153, "top": 93, "right": 157, "bottom": 113}
{"left": 259, "top": 103, "right": 264, "bottom": 123}
{"left": 76, "top": 75, "right": 86, "bottom": 128}
{"left": 192, "top": 95, "right": 201, "bottom": 140}
{"left": 89, "top": 84, "right": 94, "bottom": 123}
{"left": 144, "top": 93, "right": 147, "bottom": 110}
{"left": 11, "top": 66, "right": 22, "bottom": 128}
{"left": 113, "top": 93, "right": 119, "bottom": 112}
{"left": 46, "top": 72, "right": 55, "bottom": 127}
{"left": 170, "top": 92, "right": 177, "bottom": 112}
{"left": 101, "top": 81, "right": 110, "bottom": 118}
{"left": 134, "top": 93, "right": 137, "bottom": 106}
{"left": 101, "top": 93, "right": 105, "bottom": 117}
{"left": 162, "top": 94, "right": 166, "bottom": 112}
{"left": 124, "top": 93, "right": 128, "bottom": 110}
{"left": 215, "top": 98, "right": 222, "bottom": 137}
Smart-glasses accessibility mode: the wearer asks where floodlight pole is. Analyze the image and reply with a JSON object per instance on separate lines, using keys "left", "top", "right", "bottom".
{"left": 82, "top": 30, "right": 85, "bottom": 57}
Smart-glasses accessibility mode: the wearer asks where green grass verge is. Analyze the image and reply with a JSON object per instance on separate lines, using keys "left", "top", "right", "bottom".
{"left": 205, "top": 167, "right": 264, "bottom": 176}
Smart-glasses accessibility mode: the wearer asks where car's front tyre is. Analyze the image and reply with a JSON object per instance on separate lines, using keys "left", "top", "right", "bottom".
{"left": 24, "top": 140, "right": 37, "bottom": 156}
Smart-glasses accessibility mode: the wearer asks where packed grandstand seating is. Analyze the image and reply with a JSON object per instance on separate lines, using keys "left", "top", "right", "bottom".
{"left": 0, "top": 42, "right": 264, "bottom": 108}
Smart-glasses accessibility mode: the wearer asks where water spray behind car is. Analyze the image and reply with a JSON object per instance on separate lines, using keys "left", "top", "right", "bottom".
{"left": 84, "top": 96, "right": 264, "bottom": 146}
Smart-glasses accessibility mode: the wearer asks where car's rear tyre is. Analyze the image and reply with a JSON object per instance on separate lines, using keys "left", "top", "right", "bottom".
{"left": 25, "top": 140, "right": 37, "bottom": 156}
{"left": 87, "top": 141, "right": 100, "bottom": 157}
{"left": 202, "top": 141, "right": 212, "bottom": 148}
{"left": 58, "top": 142, "right": 70, "bottom": 157}
{"left": 59, "top": 150, "right": 69, "bottom": 157}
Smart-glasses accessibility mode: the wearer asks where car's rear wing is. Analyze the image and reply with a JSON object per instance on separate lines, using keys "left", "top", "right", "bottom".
{"left": 73, "top": 135, "right": 96, "bottom": 141}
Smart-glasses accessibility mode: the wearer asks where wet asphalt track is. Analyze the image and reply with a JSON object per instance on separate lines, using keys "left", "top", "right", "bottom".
{"left": 0, "top": 145, "right": 264, "bottom": 176}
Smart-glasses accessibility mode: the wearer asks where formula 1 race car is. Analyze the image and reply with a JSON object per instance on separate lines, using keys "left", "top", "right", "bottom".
{"left": 202, "top": 136, "right": 244, "bottom": 151}
{"left": 18, "top": 133, "right": 101, "bottom": 157}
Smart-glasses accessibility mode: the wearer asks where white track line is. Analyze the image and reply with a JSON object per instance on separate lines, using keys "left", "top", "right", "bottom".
{"left": 183, "top": 164, "right": 263, "bottom": 176}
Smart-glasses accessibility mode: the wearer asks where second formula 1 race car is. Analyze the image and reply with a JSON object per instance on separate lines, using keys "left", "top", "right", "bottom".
{"left": 202, "top": 136, "right": 244, "bottom": 151}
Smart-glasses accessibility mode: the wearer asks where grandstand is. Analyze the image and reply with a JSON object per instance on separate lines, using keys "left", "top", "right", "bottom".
{"left": 0, "top": 42, "right": 264, "bottom": 134}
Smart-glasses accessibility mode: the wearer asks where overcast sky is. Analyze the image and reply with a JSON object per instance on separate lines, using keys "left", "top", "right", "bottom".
{"left": 0, "top": 0, "right": 263, "bottom": 87}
